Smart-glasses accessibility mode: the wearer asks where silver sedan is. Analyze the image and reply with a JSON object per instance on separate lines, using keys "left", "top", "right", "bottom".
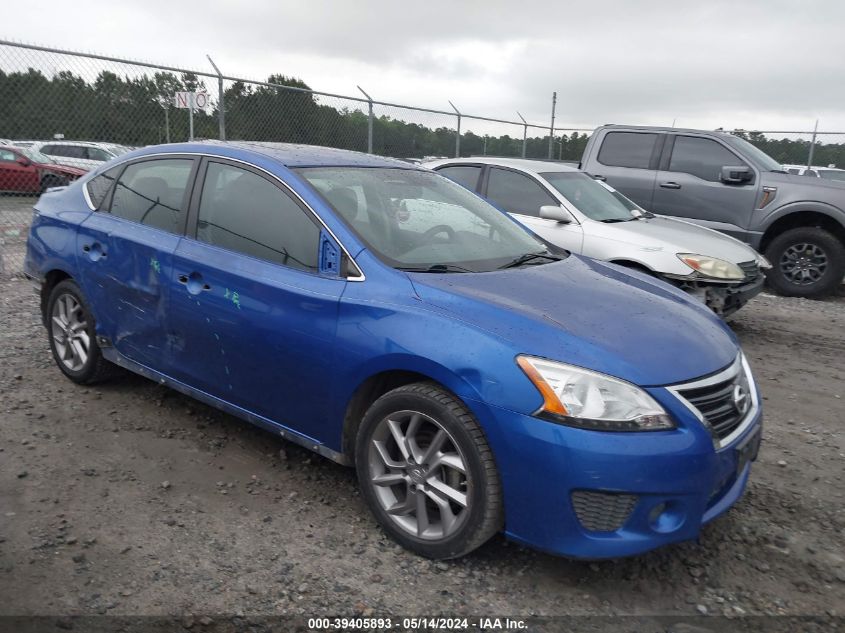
{"left": 425, "top": 157, "right": 770, "bottom": 317}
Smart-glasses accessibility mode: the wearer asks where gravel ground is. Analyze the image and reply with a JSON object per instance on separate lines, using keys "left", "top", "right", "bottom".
{"left": 0, "top": 277, "right": 843, "bottom": 629}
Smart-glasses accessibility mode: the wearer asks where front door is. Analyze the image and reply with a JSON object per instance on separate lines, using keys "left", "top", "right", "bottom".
{"left": 651, "top": 134, "right": 760, "bottom": 241}
{"left": 0, "top": 148, "right": 38, "bottom": 192}
{"left": 76, "top": 156, "right": 197, "bottom": 370}
{"left": 167, "top": 159, "right": 346, "bottom": 442}
{"left": 484, "top": 166, "right": 584, "bottom": 252}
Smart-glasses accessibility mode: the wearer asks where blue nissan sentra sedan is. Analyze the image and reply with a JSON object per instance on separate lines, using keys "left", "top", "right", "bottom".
{"left": 24, "top": 141, "right": 762, "bottom": 560}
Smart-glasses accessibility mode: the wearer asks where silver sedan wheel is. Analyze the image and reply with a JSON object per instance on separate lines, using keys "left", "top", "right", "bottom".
{"left": 368, "top": 410, "right": 470, "bottom": 541}
{"left": 51, "top": 293, "right": 90, "bottom": 372}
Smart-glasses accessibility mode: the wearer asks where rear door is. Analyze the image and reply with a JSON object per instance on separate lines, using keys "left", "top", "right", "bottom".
{"left": 482, "top": 166, "right": 585, "bottom": 253}
{"left": 586, "top": 130, "right": 661, "bottom": 210}
{"left": 167, "top": 158, "right": 346, "bottom": 442}
{"left": 651, "top": 134, "right": 760, "bottom": 239}
{"left": 76, "top": 156, "right": 198, "bottom": 371}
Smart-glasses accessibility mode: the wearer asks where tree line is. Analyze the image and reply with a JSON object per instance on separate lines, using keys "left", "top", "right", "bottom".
{"left": 0, "top": 66, "right": 837, "bottom": 166}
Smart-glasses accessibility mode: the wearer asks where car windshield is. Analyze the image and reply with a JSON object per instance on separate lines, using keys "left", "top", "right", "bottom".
{"left": 540, "top": 171, "right": 636, "bottom": 222}
{"left": 724, "top": 135, "right": 783, "bottom": 172}
{"left": 818, "top": 170, "right": 845, "bottom": 182}
{"left": 297, "top": 167, "right": 558, "bottom": 272}
{"left": 19, "top": 147, "right": 56, "bottom": 164}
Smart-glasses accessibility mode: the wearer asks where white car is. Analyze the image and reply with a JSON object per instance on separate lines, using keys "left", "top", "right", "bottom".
{"left": 425, "top": 157, "right": 770, "bottom": 317}
{"left": 782, "top": 164, "right": 845, "bottom": 181}
{"left": 27, "top": 140, "right": 132, "bottom": 172}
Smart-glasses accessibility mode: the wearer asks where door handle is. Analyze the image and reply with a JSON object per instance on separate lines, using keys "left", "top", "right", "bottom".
{"left": 660, "top": 182, "right": 681, "bottom": 189}
{"left": 593, "top": 174, "right": 607, "bottom": 181}
{"left": 82, "top": 242, "right": 107, "bottom": 259}
{"left": 178, "top": 273, "right": 211, "bottom": 293}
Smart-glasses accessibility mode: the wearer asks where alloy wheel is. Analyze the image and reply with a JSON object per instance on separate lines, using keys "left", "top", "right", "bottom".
{"left": 51, "top": 293, "right": 90, "bottom": 372}
{"left": 367, "top": 410, "right": 470, "bottom": 540}
{"left": 780, "top": 242, "right": 828, "bottom": 285}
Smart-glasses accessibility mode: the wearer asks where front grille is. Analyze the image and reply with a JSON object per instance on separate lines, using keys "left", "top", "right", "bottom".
{"left": 678, "top": 375, "right": 746, "bottom": 441}
{"left": 571, "top": 491, "right": 637, "bottom": 532}
{"left": 737, "top": 260, "right": 761, "bottom": 281}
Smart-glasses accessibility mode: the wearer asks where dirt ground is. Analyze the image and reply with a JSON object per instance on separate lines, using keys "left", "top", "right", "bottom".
{"left": 0, "top": 275, "right": 843, "bottom": 628}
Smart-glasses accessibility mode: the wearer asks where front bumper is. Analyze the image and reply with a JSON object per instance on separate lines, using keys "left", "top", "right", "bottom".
{"left": 666, "top": 274, "right": 765, "bottom": 317}
{"left": 466, "top": 391, "right": 762, "bottom": 559}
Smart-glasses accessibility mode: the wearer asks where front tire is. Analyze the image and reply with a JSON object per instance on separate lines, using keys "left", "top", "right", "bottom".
{"left": 764, "top": 227, "right": 845, "bottom": 298}
{"left": 355, "top": 382, "right": 503, "bottom": 559}
{"left": 46, "top": 279, "right": 118, "bottom": 384}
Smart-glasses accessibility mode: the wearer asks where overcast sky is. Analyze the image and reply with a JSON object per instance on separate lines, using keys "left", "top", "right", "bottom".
{"left": 6, "top": 0, "right": 845, "bottom": 136}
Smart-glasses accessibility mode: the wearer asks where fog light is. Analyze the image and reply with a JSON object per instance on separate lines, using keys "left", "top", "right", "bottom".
{"left": 648, "top": 501, "right": 686, "bottom": 533}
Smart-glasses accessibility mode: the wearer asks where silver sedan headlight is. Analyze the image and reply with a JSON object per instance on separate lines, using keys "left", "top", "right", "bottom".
{"left": 677, "top": 254, "right": 745, "bottom": 280}
{"left": 517, "top": 356, "right": 675, "bottom": 431}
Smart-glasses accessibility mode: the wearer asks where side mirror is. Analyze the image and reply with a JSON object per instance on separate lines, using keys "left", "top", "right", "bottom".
{"left": 539, "top": 205, "right": 574, "bottom": 223}
{"left": 720, "top": 165, "right": 753, "bottom": 184}
{"left": 16, "top": 156, "right": 32, "bottom": 167}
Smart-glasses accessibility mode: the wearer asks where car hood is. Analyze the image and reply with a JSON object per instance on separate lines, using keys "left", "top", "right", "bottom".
{"left": 409, "top": 255, "right": 738, "bottom": 387}
{"left": 37, "top": 162, "right": 87, "bottom": 176}
{"left": 594, "top": 216, "right": 759, "bottom": 263}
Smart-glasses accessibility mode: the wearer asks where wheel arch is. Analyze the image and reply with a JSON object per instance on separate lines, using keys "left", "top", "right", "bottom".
{"left": 607, "top": 259, "right": 657, "bottom": 275}
{"left": 760, "top": 207, "right": 845, "bottom": 254}
{"left": 40, "top": 269, "right": 74, "bottom": 326}
{"left": 338, "top": 358, "right": 487, "bottom": 464}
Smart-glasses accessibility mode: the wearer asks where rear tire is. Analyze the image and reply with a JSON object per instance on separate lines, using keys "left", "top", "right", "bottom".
{"left": 764, "top": 227, "right": 845, "bottom": 298}
{"left": 40, "top": 175, "right": 65, "bottom": 193}
{"left": 46, "top": 279, "right": 119, "bottom": 384}
{"left": 355, "top": 382, "right": 503, "bottom": 559}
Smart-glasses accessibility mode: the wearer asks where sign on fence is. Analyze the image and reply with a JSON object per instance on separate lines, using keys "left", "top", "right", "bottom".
{"left": 173, "top": 91, "right": 209, "bottom": 109}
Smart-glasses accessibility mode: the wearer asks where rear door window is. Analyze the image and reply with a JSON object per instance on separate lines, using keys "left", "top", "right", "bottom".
{"left": 109, "top": 159, "right": 193, "bottom": 234}
{"left": 597, "top": 132, "right": 658, "bottom": 169}
{"left": 485, "top": 167, "right": 555, "bottom": 217}
{"left": 668, "top": 136, "right": 746, "bottom": 182}
{"left": 435, "top": 165, "right": 482, "bottom": 191}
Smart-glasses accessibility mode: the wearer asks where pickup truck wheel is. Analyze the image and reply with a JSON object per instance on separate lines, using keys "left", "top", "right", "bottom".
{"left": 355, "top": 382, "right": 503, "bottom": 559}
{"left": 764, "top": 227, "right": 845, "bottom": 298}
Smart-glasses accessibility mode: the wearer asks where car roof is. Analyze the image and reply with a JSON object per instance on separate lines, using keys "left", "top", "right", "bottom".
{"left": 597, "top": 124, "right": 735, "bottom": 137}
{"left": 426, "top": 156, "right": 581, "bottom": 175}
{"left": 35, "top": 140, "right": 105, "bottom": 147}
{"left": 127, "top": 140, "right": 421, "bottom": 169}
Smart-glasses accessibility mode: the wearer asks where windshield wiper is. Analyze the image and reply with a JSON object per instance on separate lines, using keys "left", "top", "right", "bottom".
{"left": 600, "top": 218, "right": 634, "bottom": 223}
{"left": 498, "top": 251, "right": 563, "bottom": 270}
{"left": 398, "top": 263, "right": 475, "bottom": 274}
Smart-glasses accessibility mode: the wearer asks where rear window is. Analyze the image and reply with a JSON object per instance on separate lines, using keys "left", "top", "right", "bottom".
{"left": 597, "top": 132, "right": 657, "bottom": 169}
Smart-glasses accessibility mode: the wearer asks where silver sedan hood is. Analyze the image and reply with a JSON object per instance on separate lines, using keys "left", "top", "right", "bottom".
{"left": 598, "top": 215, "right": 759, "bottom": 263}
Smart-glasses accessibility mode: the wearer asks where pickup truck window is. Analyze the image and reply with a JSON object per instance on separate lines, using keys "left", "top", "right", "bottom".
{"left": 486, "top": 167, "right": 556, "bottom": 217}
{"left": 669, "top": 136, "right": 746, "bottom": 182}
{"left": 597, "top": 132, "right": 657, "bottom": 169}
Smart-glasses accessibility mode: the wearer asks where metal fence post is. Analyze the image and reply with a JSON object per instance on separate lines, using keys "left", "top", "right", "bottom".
{"left": 807, "top": 119, "right": 819, "bottom": 169}
{"left": 517, "top": 112, "right": 528, "bottom": 158}
{"left": 357, "top": 86, "right": 374, "bottom": 153}
{"left": 207, "top": 55, "right": 225, "bottom": 141}
{"left": 548, "top": 92, "right": 557, "bottom": 159}
{"left": 449, "top": 101, "right": 461, "bottom": 158}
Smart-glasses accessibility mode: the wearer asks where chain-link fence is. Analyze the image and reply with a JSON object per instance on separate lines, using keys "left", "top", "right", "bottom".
{"left": 2, "top": 38, "right": 845, "bottom": 275}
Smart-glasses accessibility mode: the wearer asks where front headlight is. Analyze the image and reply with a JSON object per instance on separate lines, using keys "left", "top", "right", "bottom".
{"left": 677, "top": 254, "right": 745, "bottom": 280}
{"left": 516, "top": 356, "right": 675, "bottom": 431}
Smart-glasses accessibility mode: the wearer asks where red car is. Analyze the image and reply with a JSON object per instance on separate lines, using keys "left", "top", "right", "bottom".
{"left": 0, "top": 145, "right": 87, "bottom": 194}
